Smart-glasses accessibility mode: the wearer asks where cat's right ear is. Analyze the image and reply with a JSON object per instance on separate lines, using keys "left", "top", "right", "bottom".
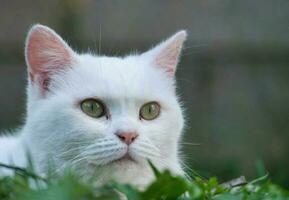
{"left": 25, "top": 24, "right": 77, "bottom": 96}
{"left": 141, "top": 30, "right": 187, "bottom": 78}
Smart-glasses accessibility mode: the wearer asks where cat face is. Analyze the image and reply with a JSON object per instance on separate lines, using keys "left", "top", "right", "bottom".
{"left": 22, "top": 25, "right": 187, "bottom": 185}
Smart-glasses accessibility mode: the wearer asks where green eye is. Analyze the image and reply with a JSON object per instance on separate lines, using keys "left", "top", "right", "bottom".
{"left": 81, "top": 99, "right": 106, "bottom": 118}
{"left": 140, "top": 102, "right": 161, "bottom": 120}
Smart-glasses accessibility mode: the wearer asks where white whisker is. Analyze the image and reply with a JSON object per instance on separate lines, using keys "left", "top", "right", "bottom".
{"left": 84, "top": 141, "right": 118, "bottom": 151}
{"left": 179, "top": 142, "right": 202, "bottom": 146}
{"left": 56, "top": 146, "right": 86, "bottom": 159}
{"left": 83, "top": 146, "right": 125, "bottom": 158}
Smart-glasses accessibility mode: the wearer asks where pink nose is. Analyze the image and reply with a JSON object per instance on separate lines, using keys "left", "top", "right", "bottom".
{"left": 116, "top": 131, "right": 139, "bottom": 145}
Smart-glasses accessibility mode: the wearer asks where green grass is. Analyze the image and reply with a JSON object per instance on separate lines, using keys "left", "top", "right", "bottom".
{"left": 0, "top": 162, "right": 288, "bottom": 200}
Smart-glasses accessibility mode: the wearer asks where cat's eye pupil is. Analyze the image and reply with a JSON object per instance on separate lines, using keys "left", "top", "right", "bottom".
{"left": 140, "top": 102, "right": 160, "bottom": 120}
{"left": 81, "top": 99, "right": 105, "bottom": 118}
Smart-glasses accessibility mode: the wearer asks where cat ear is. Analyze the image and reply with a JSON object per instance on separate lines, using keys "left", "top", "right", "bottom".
{"left": 25, "top": 24, "right": 76, "bottom": 95}
{"left": 142, "top": 30, "right": 187, "bottom": 77}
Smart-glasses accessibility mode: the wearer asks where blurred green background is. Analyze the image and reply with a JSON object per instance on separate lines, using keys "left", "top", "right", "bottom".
{"left": 0, "top": 0, "right": 289, "bottom": 188}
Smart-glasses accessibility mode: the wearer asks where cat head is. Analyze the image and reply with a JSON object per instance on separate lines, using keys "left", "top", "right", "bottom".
{"left": 23, "top": 25, "right": 187, "bottom": 185}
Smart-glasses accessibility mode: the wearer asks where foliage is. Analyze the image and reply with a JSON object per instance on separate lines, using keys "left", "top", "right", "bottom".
{"left": 0, "top": 163, "right": 289, "bottom": 200}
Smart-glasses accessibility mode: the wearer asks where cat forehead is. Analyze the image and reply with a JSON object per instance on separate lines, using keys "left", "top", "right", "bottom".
{"left": 54, "top": 54, "right": 175, "bottom": 101}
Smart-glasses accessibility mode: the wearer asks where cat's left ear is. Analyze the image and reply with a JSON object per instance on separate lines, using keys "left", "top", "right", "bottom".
{"left": 142, "top": 30, "right": 187, "bottom": 77}
{"left": 25, "top": 24, "right": 77, "bottom": 95}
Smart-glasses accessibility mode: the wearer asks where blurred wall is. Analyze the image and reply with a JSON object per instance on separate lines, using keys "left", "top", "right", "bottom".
{"left": 0, "top": 0, "right": 289, "bottom": 187}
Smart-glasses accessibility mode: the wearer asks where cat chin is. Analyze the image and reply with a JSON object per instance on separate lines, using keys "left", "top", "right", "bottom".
{"left": 89, "top": 160, "right": 155, "bottom": 189}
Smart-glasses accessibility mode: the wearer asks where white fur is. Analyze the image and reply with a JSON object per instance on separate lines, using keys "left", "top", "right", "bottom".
{"left": 0, "top": 25, "right": 187, "bottom": 188}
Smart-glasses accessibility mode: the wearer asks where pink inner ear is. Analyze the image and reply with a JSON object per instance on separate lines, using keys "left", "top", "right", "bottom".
{"left": 26, "top": 27, "right": 74, "bottom": 91}
{"left": 155, "top": 47, "right": 180, "bottom": 76}
{"left": 145, "top": 30, "right": 187, "bottom": 77}
{"left": 155, "top": 46, "right": 180, "bottom": 77}
{"left": 153, "top": 35, "right": 186, "bottom": 77}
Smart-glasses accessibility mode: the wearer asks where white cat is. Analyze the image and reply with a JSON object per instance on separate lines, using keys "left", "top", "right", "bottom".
{"left": 0, "top": 25, "right": 187, "bottom": 188}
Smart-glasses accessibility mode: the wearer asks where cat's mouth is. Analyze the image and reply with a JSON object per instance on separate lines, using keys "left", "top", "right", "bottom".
{"left": 86, "top": 147, "right": 140, "bottom": 166}
{"left": 113, "top": 152, "right": 137, "bottom": 164}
